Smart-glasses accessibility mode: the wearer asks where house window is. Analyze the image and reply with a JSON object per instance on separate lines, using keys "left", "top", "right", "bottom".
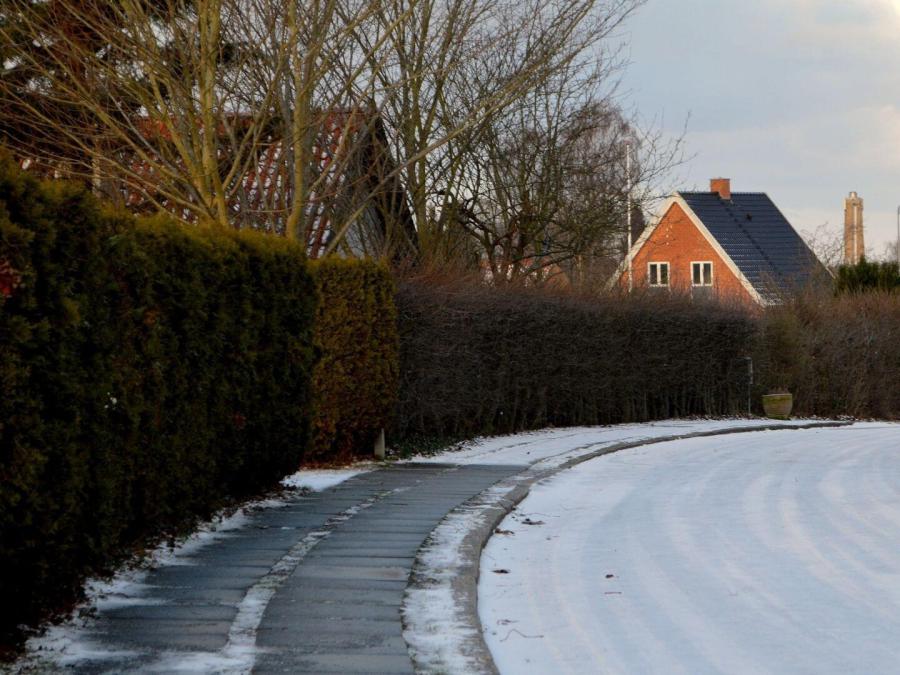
{"left": 648, "top": 262, "right": 669, "bottom": 287}
{"left": 692, "top": 261, "right": 713, "bottom": 286}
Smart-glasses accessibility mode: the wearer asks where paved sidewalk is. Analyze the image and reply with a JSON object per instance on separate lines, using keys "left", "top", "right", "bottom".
{"left": 63, "top": 463, "right": 524, "bottom": 674}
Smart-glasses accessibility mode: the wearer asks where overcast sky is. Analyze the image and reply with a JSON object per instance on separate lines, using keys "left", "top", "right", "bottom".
{"left": 623, "top": 0, "right": 900, "bottom": 259}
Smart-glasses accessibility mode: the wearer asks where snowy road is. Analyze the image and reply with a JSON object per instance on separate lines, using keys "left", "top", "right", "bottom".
{"left": 480, "top": 423, "right": 900, "bottom": 675}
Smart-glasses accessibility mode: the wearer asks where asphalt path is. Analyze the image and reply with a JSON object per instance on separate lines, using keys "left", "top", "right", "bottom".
{"left": 32, "top": 463, "right": 521, "bottom": 674}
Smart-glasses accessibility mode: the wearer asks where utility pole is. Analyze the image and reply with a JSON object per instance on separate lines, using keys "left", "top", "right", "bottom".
{"left": 896, "top": 205, "right": 899, "bottom": 267}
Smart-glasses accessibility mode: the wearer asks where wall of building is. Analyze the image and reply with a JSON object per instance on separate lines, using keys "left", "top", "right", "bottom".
{"left": 624, "top": 202, "right": 756, "bottom": 304}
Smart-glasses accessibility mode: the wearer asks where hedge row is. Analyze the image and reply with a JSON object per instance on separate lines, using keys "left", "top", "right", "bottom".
{"left": 757, "top": 292, "right": 900, "bottom": 419}
{"left": 310, "top": 259, "right": 398, "bottom": 461}
{"left": 835, "top": 259, "right": 900, "bottom": 294}
{"left": 0, "top": 153, "right": 395, "bottom": 646}
{"left": 393, "top": 281, "right": 757, "bottom": 441}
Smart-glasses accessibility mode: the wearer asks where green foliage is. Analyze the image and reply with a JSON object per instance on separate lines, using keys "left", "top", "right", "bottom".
{"left": 309, "top": 259, "right": 398, "bottom": 461}
{"left": 835, "top": 258, "right": 900, "bottom": 294}
{"left": 0, "top": 150, "right": 317, "bottom": 646}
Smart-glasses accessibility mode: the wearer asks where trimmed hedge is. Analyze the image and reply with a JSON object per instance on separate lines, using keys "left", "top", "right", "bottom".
{"left": 835, "top": 259, "right": 900, "bottom": 294}
{"left": 310, "top": 259, "right": 398, "bottom": 461}
{"left": 393, "top": 280, "right": 757, "bottom": 440}
{"left": 0, "top": 153, "right": 317, "bottom": 645}
{"left": 757, "top": 292, "right": 900, "bottom": 419}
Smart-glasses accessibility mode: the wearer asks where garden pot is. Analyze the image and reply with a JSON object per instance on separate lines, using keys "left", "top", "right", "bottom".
{"left": 762, "top": 393, "right": 793, "bottom": 420}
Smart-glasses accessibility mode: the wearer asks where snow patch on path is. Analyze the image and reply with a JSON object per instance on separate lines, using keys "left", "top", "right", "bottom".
{"left": 17, "top": 465, "right": 370, "bottom": 673}
{"left": 404, "top": 484, "right": 512, "bottom": 674}
{"left": 280, "top": 466, "right": 369, "bottom": 491}
{"left": 411, "top": 418, "right": 826, "bottom": 466}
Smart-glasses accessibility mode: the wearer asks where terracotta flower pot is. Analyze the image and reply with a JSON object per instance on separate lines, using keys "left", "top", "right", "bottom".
{"left": 762, "top": 393, "right": 793, "bottom": 420}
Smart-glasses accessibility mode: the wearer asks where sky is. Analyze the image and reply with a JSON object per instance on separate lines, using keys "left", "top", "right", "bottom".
{"left": 622, "top": 0, "right": 900, "bottom": 260}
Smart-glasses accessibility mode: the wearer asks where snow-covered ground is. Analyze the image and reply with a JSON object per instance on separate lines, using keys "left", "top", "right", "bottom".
{"left": 480, "top": 423, "right": 900, "bottom": 674}
{"left": 279, "top": 466, "right": 369, "bottom": 491}
{"left": 412, "top": 418, "right": 822, "bottom": 467}
{"left": 403, "top": 418, "right": 841, "bottom": 673}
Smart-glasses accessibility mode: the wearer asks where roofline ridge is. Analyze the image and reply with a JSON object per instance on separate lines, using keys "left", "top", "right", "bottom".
{"left": 677, "top": 190, "right": 768, "bottom": 196}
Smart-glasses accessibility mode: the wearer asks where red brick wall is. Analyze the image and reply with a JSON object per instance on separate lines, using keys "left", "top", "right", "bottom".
{"left": 623, "top": 202, "right": 756, "bottom": 304}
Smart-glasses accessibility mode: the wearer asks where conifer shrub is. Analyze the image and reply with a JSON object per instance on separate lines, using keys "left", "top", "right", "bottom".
{"left": 835, "top": 258, "right": 900, "bottom": 294}
{"left": 309, "top": 259, "right": 398, "bottom": 461}
{"left": 0, "top": 151, "right": 316, "bottom": 646}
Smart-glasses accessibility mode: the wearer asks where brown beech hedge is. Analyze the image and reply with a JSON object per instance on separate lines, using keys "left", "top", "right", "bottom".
{"left": 392, "top": 280, "right": 759, "bottom": 441}
{"left": 756, "top": 292, "right": 900, "bottom": 419}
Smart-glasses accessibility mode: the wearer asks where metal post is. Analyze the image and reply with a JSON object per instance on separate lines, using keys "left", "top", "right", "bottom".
{"left": 374, "top": 428, "right": 385, "bottom": 460}
{"left": 745, "top": 356, "right": 753, "bottom": 417}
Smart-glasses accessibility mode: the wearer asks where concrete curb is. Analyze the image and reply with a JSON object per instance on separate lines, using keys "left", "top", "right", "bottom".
{"left": 406, "top": 420, "right": 852, "bottom": 674}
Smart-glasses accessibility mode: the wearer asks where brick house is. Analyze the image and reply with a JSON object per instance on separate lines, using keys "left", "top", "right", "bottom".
{"left": 18, "top": 109, "right": 418, "bottom": 262}
{"left": 611, "top": 178, "right": 828, "bottom": 305}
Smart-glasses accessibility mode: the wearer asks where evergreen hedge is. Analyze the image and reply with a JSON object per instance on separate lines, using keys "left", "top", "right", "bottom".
{"left": 835, "top": 258, "right": 900, "bottom": 294}
{"left": 310, "top": 259, "right": 398, "bottom": 461}
{"left": 0, "top": 153, "right": 318, "bottom": 645}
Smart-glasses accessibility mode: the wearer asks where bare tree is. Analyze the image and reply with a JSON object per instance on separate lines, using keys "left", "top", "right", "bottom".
{"left": 341, "top": 0, "right": 661, "bottom": 262}
{"left": 800, "top": 222, "right": 843, "bottom": 272}
{"left": 413, "top": 0, "right": 685, "bottom": 285}
{"left": 1, "top": 0, "right": 666, "bottom": 267}
{"left": 1, "top": 0, "right": 410, "bottom": 244}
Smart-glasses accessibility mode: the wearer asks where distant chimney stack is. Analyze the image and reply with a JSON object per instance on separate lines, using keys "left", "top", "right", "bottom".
{"left": 711, "top": 178, "right": 731, "bottom": 200}
{"left": 843, "top": 191, "right": 864, "bottom": 265}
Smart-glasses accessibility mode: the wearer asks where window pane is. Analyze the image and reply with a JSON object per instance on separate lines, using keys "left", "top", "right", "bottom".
{"left": 692, "top": 263, "right": 701, "bottom": 285}
{"left": 649, "top": 264, "right": 658, "bottom": 285}
{"left": 660, "top": 264, "right": 668, "bottom": 286}
{"left": 704, "top": 263, "right": 712, "bottom": 285}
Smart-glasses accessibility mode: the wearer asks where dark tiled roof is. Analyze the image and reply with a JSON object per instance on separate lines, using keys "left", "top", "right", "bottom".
{"left": 678, "top": 191, "right": 828, "bottom": 299}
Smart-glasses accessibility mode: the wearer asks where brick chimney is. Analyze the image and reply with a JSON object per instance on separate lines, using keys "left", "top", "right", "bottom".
{"left": 710, "top": 178, "right": 731, "bottom": 200}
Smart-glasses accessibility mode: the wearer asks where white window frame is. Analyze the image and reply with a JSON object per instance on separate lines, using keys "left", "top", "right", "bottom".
{"left": 648, "top": 261, "right": 670, "bottom": 288}
{"left": 691, "top": 261, "right": 714, "bottom": 287}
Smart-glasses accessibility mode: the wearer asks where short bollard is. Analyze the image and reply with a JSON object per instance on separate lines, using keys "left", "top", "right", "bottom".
{"left": 374, "top": 428, "right": 386, "bottom": 460}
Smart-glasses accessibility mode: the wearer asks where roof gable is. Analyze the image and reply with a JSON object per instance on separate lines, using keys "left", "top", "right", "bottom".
{"left": 608, "top": 196, "right": 764, "bottom": 303}
{"left": 18, "top": 109, "right": 418, "bottom": 260}
{"left": 678, "top": 191, "right": 828, "bottom": 300}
